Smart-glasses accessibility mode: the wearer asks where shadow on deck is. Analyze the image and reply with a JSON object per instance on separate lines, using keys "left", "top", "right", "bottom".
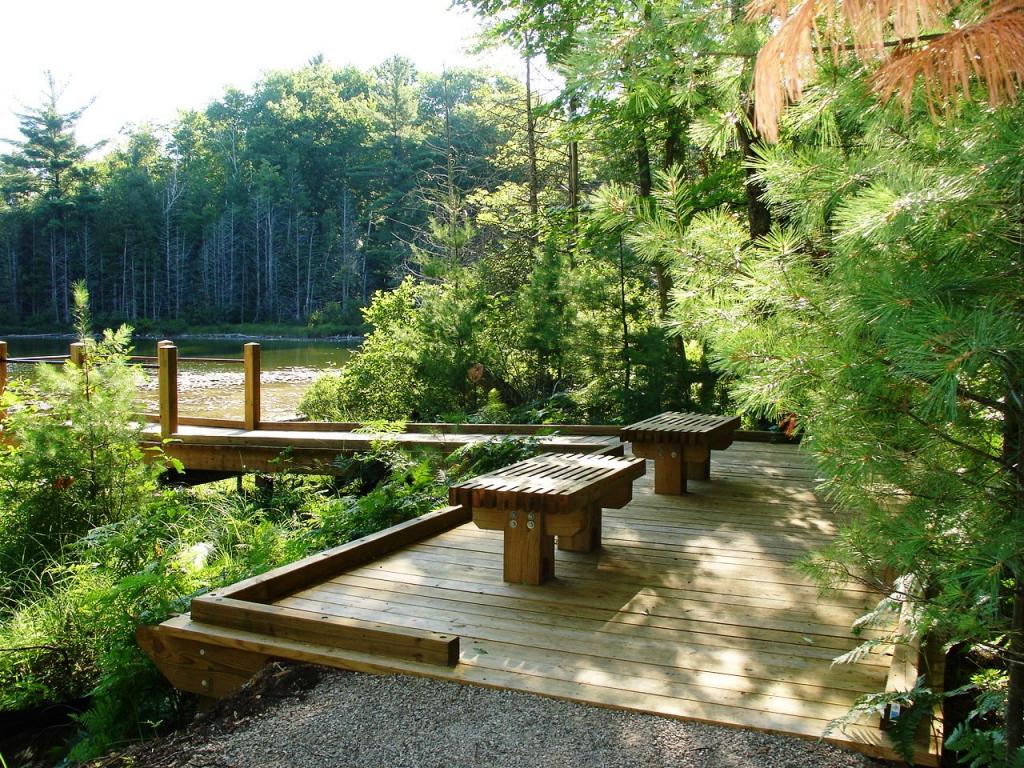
{"left": 140, "top": 441, "right": 941, "bottom": 765}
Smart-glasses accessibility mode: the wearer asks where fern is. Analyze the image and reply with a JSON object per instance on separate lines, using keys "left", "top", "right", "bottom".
{"left": 826, "top": 677, "right": 963, "bottom": 763}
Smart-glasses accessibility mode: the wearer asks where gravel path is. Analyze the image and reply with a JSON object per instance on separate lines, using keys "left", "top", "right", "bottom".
{"left": 109, "top": 663, "right": 890, "bottom": 768}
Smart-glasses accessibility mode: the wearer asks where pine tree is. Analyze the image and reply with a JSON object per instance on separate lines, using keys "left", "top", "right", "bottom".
{"left": 624, "top": 67, "right": 1024, "bottom": 759}
{"left": 2, "top": 72, "right": 97, "bottom": 322}
{"left": 0, "top": 282, "right": 165, "bottom": 598}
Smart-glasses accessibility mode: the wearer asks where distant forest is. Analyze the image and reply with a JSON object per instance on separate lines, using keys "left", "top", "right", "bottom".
{"left": 0, "top": 57, "right": 557, "bottom": 328}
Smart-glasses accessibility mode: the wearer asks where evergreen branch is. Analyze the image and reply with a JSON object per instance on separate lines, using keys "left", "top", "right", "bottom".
{"left": 972, "top": 640, "right": 1024, "bottom": 664}
{"left": 899, "top": 367, "right": 1008, "bottom": 413}
{"left": 951, "top": 385, "right": 1008, "bottom": 413}
{"left": 899, "top": 401, "right": 1013, "bottom": 472}
{"left": 709, "top": 32, "right": 949, "bottom": 57}
{"left": 874, "top": 2, "right": 1024, "bottom": 113}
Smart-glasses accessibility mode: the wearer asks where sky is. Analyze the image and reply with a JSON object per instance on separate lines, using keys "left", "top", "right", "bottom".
{"left": 0, "top": 0, "right": 542, "bottom": 151}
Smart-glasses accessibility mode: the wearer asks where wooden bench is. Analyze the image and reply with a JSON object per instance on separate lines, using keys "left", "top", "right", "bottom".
{"left": 621, "top": 411, "right": 740, "bottom": 494}
{"left": 449, "top": 453, "right": 646, "bottom": 585}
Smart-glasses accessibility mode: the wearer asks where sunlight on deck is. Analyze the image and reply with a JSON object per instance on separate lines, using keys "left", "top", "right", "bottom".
{"left": 269, "top": 442, "right": 937, "bottom": 764}
{"left": 156, "top": 441, "right": 940, "bottom": 764}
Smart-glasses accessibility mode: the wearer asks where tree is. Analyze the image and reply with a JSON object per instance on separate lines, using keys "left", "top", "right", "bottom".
{"left": 739, "top": 0, "right": 1024, "bottom": 757}
{"left": 0, "top": 283, "right": 165, "bottom": 597}
{"left": 1, "top": 72, "right": 97, "bottom": 322}
{"left": 624, "top": 63, "right": 1024, "bottom": 760}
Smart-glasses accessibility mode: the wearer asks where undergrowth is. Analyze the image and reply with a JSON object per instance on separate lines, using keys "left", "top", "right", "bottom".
{"left": 0, "top": 287, "right": 540, "bottom": 764}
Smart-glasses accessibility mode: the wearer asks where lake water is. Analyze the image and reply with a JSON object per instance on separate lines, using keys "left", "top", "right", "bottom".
{"left": 2, "top": 335, "right": 356, "bottom": 421}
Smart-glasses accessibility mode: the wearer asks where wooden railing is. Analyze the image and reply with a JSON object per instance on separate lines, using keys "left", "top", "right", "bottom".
{"left": 0, "top": 339, "right": 263, "bottom": 438}
{"left": 2, "top": 338, "right": 795, "bottom": 444}
{"left": 152, "top": 340, "right": 261, "bottom": 437}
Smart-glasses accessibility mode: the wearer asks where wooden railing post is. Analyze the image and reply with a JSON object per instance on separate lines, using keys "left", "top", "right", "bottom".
{"left": 69, "top": 342, "right": 86, "bottom": 367}
{"left": 158, "top": 341, "right": 179, "bottom": 438}
{"left": 244, "top": 342, "right": 261, "bottom": 431}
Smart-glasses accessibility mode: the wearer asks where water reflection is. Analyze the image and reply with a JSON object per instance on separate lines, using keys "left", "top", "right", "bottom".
{"left": 4, "top": 335, "right": 356, "bottom": 420}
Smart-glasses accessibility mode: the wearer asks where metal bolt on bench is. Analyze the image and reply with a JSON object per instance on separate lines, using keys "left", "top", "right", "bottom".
{"left": 449, "top": 453, "right": 645, "bottom": 585}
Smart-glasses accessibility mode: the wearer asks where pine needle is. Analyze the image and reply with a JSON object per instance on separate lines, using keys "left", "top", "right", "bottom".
{"left": 749, "top": 0, "right": 1024, "bottom": 140}
{"left": 874, "top": 1, "right": 1024, "bottom": 112}
{"left": 753, "top": 0, "right": 819, "bottom": 141}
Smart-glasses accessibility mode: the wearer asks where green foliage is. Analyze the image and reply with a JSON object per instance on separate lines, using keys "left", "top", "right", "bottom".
{"left": 0, "top": 60, "right": 528, "bottom": 328}
{"left": 947, "top": 674, "right": 1024, "bottom": 768}
{"left": 0, "top": 283, "right": 164, "bottom": 601}
{"left": 301, "top": 230, "right": 695, "bottom": 426}
{"left": 826, "top": 676, "right": 961, "bottom": 764}
{"left": 446, "top": 435, "right": 538, "bottom": 481}
{"left": 620, "top": 67, "right": 1024, "bottom": 759}
{"left": 299, "top": 280, "right": 425, "bottom": 421}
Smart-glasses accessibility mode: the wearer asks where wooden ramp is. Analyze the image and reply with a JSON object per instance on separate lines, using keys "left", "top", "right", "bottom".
{"left": 142, "top": 423, "right": 622, "bottom": 474}
{"left": 141, "top": 441, "right": 941, "bottom": 764}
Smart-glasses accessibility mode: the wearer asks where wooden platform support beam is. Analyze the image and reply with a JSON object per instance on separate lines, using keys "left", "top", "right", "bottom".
{"left": 138, "top": 505, "right": 474, "bottom": 690}
{"left": 158, "top": 340, "right": 178, "bottom": 438}
{"left": 136, "top": 625, "right": 270, "bottom": 698}
{"left": 243, "top": 342, "right": 261, "bottom": 430}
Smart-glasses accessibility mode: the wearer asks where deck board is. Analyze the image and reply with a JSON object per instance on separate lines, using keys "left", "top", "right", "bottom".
{"left": 280, "top": 442, "right": 938, "bottom": 763}
{"left": 169, "top": 441, "right": 941, "bottom": 763}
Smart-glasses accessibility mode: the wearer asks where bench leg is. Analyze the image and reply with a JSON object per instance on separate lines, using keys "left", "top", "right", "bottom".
{"left": 653, "top": 449, "right": 686, "bottom": 495}
{"left": 558, "top": 503, "right": 601, "bottom": 552}
{"left": 503, "top": 509, "right": 554, "bottom": 585}
{"left": 686, "top": 453, "right": 711, "bottom": 481}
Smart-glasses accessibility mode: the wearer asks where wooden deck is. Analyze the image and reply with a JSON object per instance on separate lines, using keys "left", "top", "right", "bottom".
{"left": 145, "top": 441, "right": 941, "bottom": 764}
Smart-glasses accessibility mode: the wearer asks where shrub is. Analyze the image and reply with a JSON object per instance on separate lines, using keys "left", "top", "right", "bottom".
{"left": 0, "top": 283, "right": 167, "bottom": 602}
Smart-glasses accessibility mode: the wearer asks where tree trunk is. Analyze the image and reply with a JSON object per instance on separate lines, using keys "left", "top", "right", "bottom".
{"left": 61, "top": 228, "right": 69, "bottom": 322}
{"left": 736, "top": 103, "right": 772, "bottom": 240}
{"left": 525, "top": 39, "right": 539, "bottom": 250}
{"left": 305, "top": 226, "right": 315, "bottom": 316}
{"left": 1008, "top": 586, "right": 1024, "bottom": 758}
{"left": 49, "top": 229, "right": 58, "bottom": 323}
{"left": 568, "top": 96, "right": 580, "bottom": 262}
{"left": 618, "top": 237, "right": 631, "bottom": 394}
{"left": 265, "top": 204, "right": 275, "bottom": 320}
{"left": 635, "top": 125, "right": 672, "bottom": 318}
{"left": 1004, "top": 360, "right": 1024, "bottom": 759}
{"left": 254, "top": 197, "right": 261, "bottom": 321}
{"left": 664, "top": 87, "right": 685, "bottom": 170}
